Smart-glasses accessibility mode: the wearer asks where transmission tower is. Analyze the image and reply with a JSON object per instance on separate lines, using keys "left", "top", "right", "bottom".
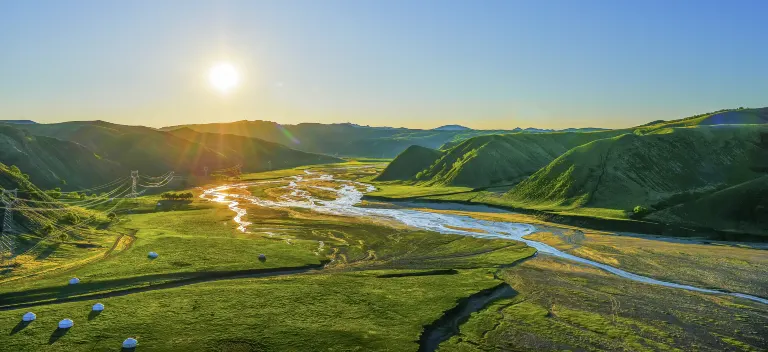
{"left": 268, "top": 161, "right": 272, "bottom": 171}
{"left": 1, "top": 189, "right": 18, "bottom": 262}
{"left": 203, "top": 166, "right": 209, "bottom": 177}
{"left": 130, "top": 171, "right": 139, "bottom": 198}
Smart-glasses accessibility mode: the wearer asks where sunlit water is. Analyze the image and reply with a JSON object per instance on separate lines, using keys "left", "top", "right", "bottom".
{"left": 202, "top": 170, "right": 768, "bottom": 305}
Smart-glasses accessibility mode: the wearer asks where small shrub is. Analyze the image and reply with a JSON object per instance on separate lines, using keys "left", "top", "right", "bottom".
{"left": 631, "top": 205, "right": 650, "bottom": 219}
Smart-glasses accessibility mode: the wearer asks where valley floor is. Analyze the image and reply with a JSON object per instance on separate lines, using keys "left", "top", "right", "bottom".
{"left": 1, "top": 164, "right": 766, "bottom": 351}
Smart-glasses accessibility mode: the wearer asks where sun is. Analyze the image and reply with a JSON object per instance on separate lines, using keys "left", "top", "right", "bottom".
{"left": 208, "top": 62, "right": 240, "bottom": 93}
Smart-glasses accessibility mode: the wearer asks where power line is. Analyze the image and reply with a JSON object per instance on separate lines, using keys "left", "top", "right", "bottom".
{"left": 1, "top": 189, "right": 17, "bottom": 263}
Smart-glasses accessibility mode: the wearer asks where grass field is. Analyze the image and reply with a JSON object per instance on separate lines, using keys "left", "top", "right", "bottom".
{"left": 2, "top": 164, "right": 766, "bottom": 351}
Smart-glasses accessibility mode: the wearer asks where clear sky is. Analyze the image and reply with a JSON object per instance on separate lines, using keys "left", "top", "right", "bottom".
{"left": 1, "top": 0, "right": 766, "bottom": 129}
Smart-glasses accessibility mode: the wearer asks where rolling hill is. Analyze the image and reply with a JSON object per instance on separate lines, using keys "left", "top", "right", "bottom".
{"left": 168, "top": 128, "right": 343, "bottom": 172}
{"left": 646, "top": 175, "right": 768, "bottom": 235}
{"left": 379, "top": 107, "right": 768, "bottom": 189}
{"left": 374, "top": 145, "right": 443, "bottom": 181}
{"left": 375, "top": 130, "right": 625, "bottom": 188}
{"left": 162, "top": 120, "right": 609, "bottom": 158}
{"left": 503, "top": 125, "right": 768, "bottom": 215}
{"left": 0, "top": 162, "right": 103, "bottom": 241}
{"left": 0, "top": 124, "right": 123, "bottom": 190}
{"left": 162, "top": 120, "right": 516, "bottom": 158}
{"left": 4, "top": 121, "right": 343, "bottom": 189}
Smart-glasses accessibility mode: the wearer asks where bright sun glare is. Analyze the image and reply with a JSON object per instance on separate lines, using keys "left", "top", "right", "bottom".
{"left": 208, "top": 62, "right": 240, "bottom": 93}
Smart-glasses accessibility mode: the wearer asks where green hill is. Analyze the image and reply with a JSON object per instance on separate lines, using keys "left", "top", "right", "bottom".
{"left": 635, "top": 107, "right": 768, "bottom": 131}
{"left": 168, "top": 128, "right": 343, "bottom": 172}
{"left": 646, "top": 175, "right": 768, "bottom": 235}
{"left": 504, "top": 125, "right": 768, "bottom": 215}
{"left": 0, "top": 124, "right": 123, "bottom": 190}
{"left": 0, "top": 163, "right": 108, "bottom": 248}
{"left": 378, "top": 107, "right": 768, "bottom": 189}
{"left": 374, "top": 145, "right": 443, "bottom": 181}
{"left": 12, "top": 121, "right": 342, "bottom": 184}
{"left": 382, "top": 130, "right": 625, "bottom": 188}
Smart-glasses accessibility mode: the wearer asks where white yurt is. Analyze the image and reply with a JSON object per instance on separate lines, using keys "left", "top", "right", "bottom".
{"left": 58, "top": 318, "right": 74, "bottom": 329}
{"left": 68, "top": 277, "right": 80, "bottom": 285}
{"left": 122, "top": 337, "right": 138, "bottom": 348}
{"left": 258, "top": 253, "right": 266, "bottom": 261}
{"left": 148, "top": 251, "right": 159, "bottom": 259}
{"left": 92, "top": 303, "right": 105, "bottom": 311}
{"left": 22, "top": 312, "right": 36, "bottom": 322}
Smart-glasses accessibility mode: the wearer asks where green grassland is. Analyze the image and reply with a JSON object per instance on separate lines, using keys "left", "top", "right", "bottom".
{"left": 0, "top": 165, "right": 536, "bottom": 351}
{"left": 2, "top": 164, "right": 766, "bottom": 351}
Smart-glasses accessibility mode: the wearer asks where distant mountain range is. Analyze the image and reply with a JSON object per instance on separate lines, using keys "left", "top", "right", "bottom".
{"left": 433, "top": 125, "right": 471, "bottom": 131}
{"left": 0, "top": 121, "right": 341, "bottom": 190}
{"left": 0, "top": 120, "right": 37, "bottom": 125}
{"left": 162, "top": 121, "right": 609, "bottom": 158}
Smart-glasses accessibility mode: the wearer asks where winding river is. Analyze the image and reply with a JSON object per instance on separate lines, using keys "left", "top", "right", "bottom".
{"left": 202, "top": 170, "right": 768, "bottom": 305}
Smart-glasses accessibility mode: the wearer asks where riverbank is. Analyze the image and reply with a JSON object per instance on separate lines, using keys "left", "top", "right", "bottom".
{"left": 363, "top": 192, "right": 767, "bottom": 242}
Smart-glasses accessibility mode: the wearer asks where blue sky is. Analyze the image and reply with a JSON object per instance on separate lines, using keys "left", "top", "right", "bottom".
{"left": 1, "top": 0, "right": 766, "bottom": 129}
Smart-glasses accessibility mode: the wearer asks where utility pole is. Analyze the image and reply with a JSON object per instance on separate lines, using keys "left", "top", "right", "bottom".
{"left": 203, "top": 166, "right": 208, "bottom": 177}
{"left": 130, "top": 171, "right": 138, "bottom": 198}
{"left": 268, "top": 161, "right": 272, "bottom": 171}
{"left": 1, "top": 189, "right": 17, "bottom": 262}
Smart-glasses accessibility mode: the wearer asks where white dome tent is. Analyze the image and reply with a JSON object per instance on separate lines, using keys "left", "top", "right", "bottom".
{"left": 22, "top": 312, "right": 36, "bottom": 322}
{"left": 92, "top": 303, "right": 105, "bottom": 311}
{"left": 68, "top": 277, "right": 80, "bottom": 285}
{"left": 122, "top": 337, "right": 138, "bottom": 348}
{"left": 148, "top": 251, "right": 159, "bottom": 259}
{"left": 58, "top": 318, "right": 74, "bottom": 329}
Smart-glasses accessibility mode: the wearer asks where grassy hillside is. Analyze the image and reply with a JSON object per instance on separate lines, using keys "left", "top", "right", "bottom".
{"left": 19, "top": 121, "right": 230, "bottom": 176}
{"left": 647, "top": 175, "right": 768, "bottom": 235}
{"left": 504, "top": 125, "right": 768, "bottom": 218}
{"left": 14, "top": 121, "right": 343, "bottom": 183}
{"left": 0, "top": 125, "right": 122, "bottom": 190}
{"left": 167, "top": 128, "right": 343, "bottom": 172}
{"left": 392, "top": 130, "right": 625, "bottom": 188}
{"left": 378, "top": 107, "right": 768, "bottom": 190}
{"left": 374, "top": 145, "right": 442, "bottom": 181}
{"left": 635, "top": 107, "right": 768, "bottom": 132}
{"left": 0, "top": 163, "right": 111, "bottom": 260}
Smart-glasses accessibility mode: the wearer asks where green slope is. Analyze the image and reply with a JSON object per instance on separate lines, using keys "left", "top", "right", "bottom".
{"left": 504, "top": 125, "right": 768, "bottom": 214}
{"left": 379, "top": 107, "right": 768, "bottom": 189}
{"left": 393, "top": 130, "right": 625, "bottom": 188}
{"left": 168, "top": 128, "right": 343, "bottom": 172}
{"left": 15, "top": 121, "right": 342, "bottom": 182}
{"left": 0, "top": 124, "right": 123, "bottom": 190}
{"left": 0, "top": 163, "right": 109, "bottom": 251}
{"left": 635, "top": 107, "right": 768, "bottom": 131}
{"left": 646, "top": 175, "right": 768, "bottom": 235}
{"left": 374, "top": 145, "right": 443, "bottom": 181}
